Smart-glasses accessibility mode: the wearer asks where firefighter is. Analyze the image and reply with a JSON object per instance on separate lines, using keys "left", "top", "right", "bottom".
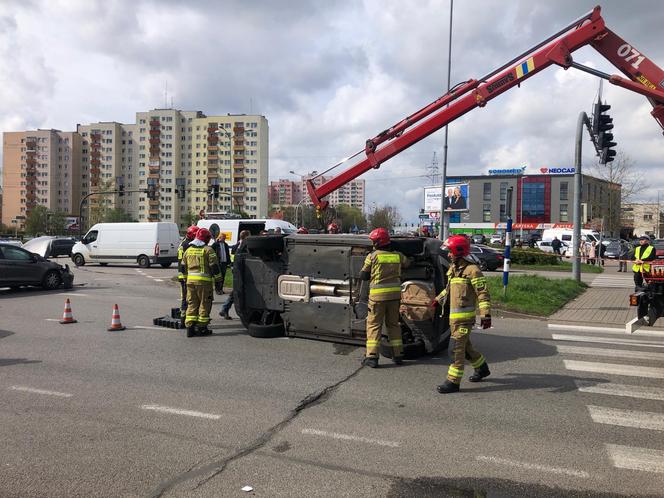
{"left": 633, "top": 235, "right": 656, "bottom": 291}
{"left": 433, "top": 235, "right": 491, "bottom": 393}
{"left": 177, "top": 225, "right": 199, "bottom": 325}
{"left": 327, "top": 223, "right": 340, "bottom": 234}
{"left": 182, "top": 228, "right": 223, "bottom": 337}
{"left": 359, "top": 228, "right": 410, "bottom": 368}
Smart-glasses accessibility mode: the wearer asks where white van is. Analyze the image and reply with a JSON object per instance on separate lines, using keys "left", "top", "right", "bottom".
{"left": 541, "top": 228, "right": 600, "bottom": 248}
{"left": 197, "top": 219, "right": 296, "bottom": 247}
{"left": 71, "top": 222, "right": 180, "bottom": 268}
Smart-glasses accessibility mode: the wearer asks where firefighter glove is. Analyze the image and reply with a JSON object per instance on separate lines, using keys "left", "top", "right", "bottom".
{"left": 480, "top": 315, "right": 492, "bottom": 329}
{"left": 430, "top": 298, "right": 438, "bottom": 309}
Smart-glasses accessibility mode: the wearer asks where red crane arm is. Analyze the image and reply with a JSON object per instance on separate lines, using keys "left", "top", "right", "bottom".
{"left": 306, "top": 6, "right": 664, "bottom": 210}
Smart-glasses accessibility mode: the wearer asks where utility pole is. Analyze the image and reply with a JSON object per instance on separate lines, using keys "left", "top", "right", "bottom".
{"left": 573, "top": 111, "right": 593, "bottom": 282}
{"left": 439, "top": 0, "right": 453, "bottom": 242}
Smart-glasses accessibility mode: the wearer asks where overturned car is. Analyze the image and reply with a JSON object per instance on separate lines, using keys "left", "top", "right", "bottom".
{"left": 232, "top": 234, "right": 451, "bottom": 358}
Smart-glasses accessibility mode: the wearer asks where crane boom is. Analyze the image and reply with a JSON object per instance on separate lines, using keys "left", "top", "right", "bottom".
{"left": 306, "top": 5, "right": 664, "bottom": 210}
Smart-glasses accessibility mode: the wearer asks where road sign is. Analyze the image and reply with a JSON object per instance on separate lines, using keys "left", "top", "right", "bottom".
{"left": 419, "top": 214, "right": 430, "bottom": 220}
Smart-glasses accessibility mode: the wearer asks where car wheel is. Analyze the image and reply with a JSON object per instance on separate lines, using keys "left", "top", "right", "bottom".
{"left": 160, "top": 262, "right": 172, "bottom": 268}
{"left": 247, "top": 322, "right": 285, "bottom": 338}
{"left": 42, "top": 271, "right": 63, "bottom": 290}
{"left": 137, "top": 255, "right": 151, "bottom": 268}
{"left": 72, "top": 254, "right": 85, "bottom": 266}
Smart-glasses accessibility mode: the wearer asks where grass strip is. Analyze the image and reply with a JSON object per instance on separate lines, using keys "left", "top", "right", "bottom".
{"left": 511, "top": 262, "right": 603, "bottom": 273}
{"left": 486, "top": 275, "right": 587, "bottom": 316}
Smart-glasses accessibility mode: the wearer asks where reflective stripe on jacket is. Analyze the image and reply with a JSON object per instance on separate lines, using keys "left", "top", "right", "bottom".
{"left": 183, "top": 246, "right": 221, "bottom": 285}
{"left": 177, "top": 239, "right": 190, "bottom": 280}
{"left": 435, "top": 258, "right": 491, "bottom": 323}
{"left": 361, "top": 249, "right": 408, "bottom": 302}
{"left": 633, "top": 245, "right": 655, "bottom": 273}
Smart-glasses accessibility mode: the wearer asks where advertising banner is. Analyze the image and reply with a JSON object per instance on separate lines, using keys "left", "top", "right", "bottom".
{"left": 424, "top": 184, "right": 470, "bottom": 212}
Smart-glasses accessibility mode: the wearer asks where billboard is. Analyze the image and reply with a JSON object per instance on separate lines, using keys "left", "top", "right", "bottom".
{"left": 424, "top": 183, "right": 469, "bottom": 212}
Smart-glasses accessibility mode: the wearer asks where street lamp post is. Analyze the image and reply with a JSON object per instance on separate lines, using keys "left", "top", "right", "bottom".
{"left": 290, "top": 170, "right": 309, "bottom": 227}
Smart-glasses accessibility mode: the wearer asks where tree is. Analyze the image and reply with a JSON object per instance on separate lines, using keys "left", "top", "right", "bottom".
{"left": 181, "top": 211, "right": 201, "bottom": 228}
{"left": 588, "top": 150, "right": 645, "bottom": 236}
{"left": 334, "top": 204, "right": 367, "bottom": 232}
{"left": 25, "top": 206, "right": 49, "bottom": 236}
{"left": 368, "top": 205, "right": 402, "bottom": 232}
{"left": 47, "top": 210, "right": 68, "bottom": 235}
{"left": 102, "top": 208, "right": 135, "bottom": 223}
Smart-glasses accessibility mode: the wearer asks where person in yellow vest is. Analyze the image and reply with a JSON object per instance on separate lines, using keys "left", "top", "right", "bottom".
{"left": 433, "top": 235, "right": 492, "bottom": 394}
{"left": 633, "top": 235, "right": 656, "bottom": 291}
{"left": 182, "top": 228, "right": 223, "bottom": 337}
{"left": 359, "top": 228, "right": 410, "bottom": 368}
{"left": 177, "top": 225, "right": 199, "bottom": 326}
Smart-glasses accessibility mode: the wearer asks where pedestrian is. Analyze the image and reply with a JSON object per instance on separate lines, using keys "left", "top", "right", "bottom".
{"left": 359, "top": 227, "right": 410, "bottom": 368}
{"left": 211, "top": 232, "right": 231, "bottom": 293}
{"left": 618, "top": 240, "right": 629, "bottom": 272}
{"left": 598, "top": 240, "right": 606, "bottom": 267}
{"left": 219, "top": 230, "right": 251, "bottom": 320}
{"left": 177, "top": 225, "right": 199, "bottom": 326}
{"left": 433, "top": 235, "right": 492, "bottom": 394}
{"left": 632, "top": 235, "right": 656, "bottom": 291}
{"left": 551, "top": 236, "right": 562, "bottom": 260}
{"left": 182, "top": 228, "right": 223, "bottom": 337}
{"left": 578, "top": 240, "right": 586, "bottom": 264}
{"left": 588, "top": 240, "right": 597, "bottom": 266}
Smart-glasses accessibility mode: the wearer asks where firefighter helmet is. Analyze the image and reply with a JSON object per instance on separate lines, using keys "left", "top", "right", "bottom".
{"left": 327, "top": 223, "right": 340, "bottom": 234}
{"left": 196, "top": 228, "right": 212, "bottom": 244}
{"left": 444, "top": 234, "right": 470, "bottom": 258}
{"left": 185, "top": 225, "right": 199, "bottom": 240}
{"left": 369, "top": 228, "right": 390, "bottom": 248}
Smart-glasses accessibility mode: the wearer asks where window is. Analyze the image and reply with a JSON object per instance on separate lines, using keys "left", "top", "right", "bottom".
{"left": 499, "top": 182, "right": 508, "bottom": 201}
{"left": 483, "top": 203, "right": 491, "bottom": 222}
{"left": 560, "top": 203, "right": 569, "bottom": 222}
{"left": 1, "top": 246, "right": 32, "bottom": 261}
{"left": 522, "top": 182, "right": 545, "bottom": 218}
{"left": 560, "top": 182, "right": 568, "bottom": 201}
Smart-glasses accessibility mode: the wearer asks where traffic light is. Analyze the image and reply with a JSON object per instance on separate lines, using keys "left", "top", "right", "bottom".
{"left": 598, "top": 131, "right": 617, "bottom": 164}
{"left": 116, "top": 176, "right": 125, "bottom": 197}
{"left": 592, "top": 101, "right": 613, "bottom": 136}
{"left": 592, "top": 99, "right": 617, "bottom": 165}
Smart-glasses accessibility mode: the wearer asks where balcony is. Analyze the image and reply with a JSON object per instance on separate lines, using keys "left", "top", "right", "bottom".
{"left": 149, "top": 200, "right": 160, "bottom": 207}
{"left": 207, "top": 172, "right": 219, "bottom": 179}
{"left": 207, "top": 145, "right": 218, "bottom": 152}
{"left": 26, "top": 141, "right": 36, "bottom": 149}
{"left": 149, "top": 137, "right": 160, "bottom": 144}
{"left": 91, "top": 150, "right": 101, "bottom": 157}
{"left": 150, "top": 119, "right": 160, "bottom": 127}
{"left": 148, "top": 173, "right": 160, "bottom": 180}
{"left": 149, "top": 167, "right": 160, "bottom": 175}
{"left": 90, "top": 167, "right": 101, "bottom": 175}
{"left": 233, "top": 126, "right": 245, "bottom": 134}
{"left": 207, "top": 126, "right": 218, "bottom": 133}
{"left": 149, "top": 128, "right": 160, "bottom": 135}
{"left": 208, "top": 135, "right": 219, "bottom": 143}
{"left": 91, "top": 142, "right": 101, "bottom": 148}
{"left": 233, "top": 197, "right": 244, "bottom": 206}
{"left": 208, "top": 159, "right": 218, "bottom": 166}
{"left": 90, "top": 133, "right": 102, "bottom": 141}
{"left": 234, "top": 140, "right": 245, "bottom": 149}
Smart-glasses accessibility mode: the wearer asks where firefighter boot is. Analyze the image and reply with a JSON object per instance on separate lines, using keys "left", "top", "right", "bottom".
{"left": 186, "top": 325, "right": 196, "bottom": 338}
{"left": 392, "top": 356, "right": 404, "bottom": 365}
{"left": 436, "top": 380, "right": 460, "bottom": 394}
{"left": 362, "top": 356, "right": 379, "bottom": 368}
{"left": 468, "top": 362, "right": 491, "bottom": 382}
{"left": 197, "top": 325, "right": 212, "bottom": 336}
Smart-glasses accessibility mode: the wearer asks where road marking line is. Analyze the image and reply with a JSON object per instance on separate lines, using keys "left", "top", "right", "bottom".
{"left": 154, "top": 279, "right": 164, "bottom": 282}
{"left": 301, "top": 428, "right": 399, "bottom": 448}
{"left": 146, "top": 275, "right": 156, "bottom": 279}
{"left": 475, "top": 455, "right": 589, "bottom": 478}
{"left": 552, "top": 334, "right": 664, "bottom": 348}
{"left": 549, "top": 323, "right": 664, "bottom": 338}
{"left": 134, "top": 326, "right": 169, "bottom": 330}
{"left": 10, "top": 386, "right": 73, "bottom": 398}
{"left": 564, "top": 360, "right": 664, "bottom": 379}
{"left": 575, "top": 381, "right": 664, "bottom": 401}
{"left": 588, "top": 405, "right": 664, "bottom": 431}
{"left": 607, "top": 444, "right": 664, "bottom": 474}
{"left": 44, "top": 318, "right": 63, "bottom": 322}
{"left": 141, "top": 404, "right": 221, "bottom": 420}
{"left": 557, "top": 345, "right": 664, "bottom": 361}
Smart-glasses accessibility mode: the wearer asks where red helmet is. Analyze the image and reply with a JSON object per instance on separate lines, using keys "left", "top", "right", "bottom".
{"left": 297, "top": 227, "right": 309, "bottom": 234}
{"left": 196, "top": 228, "right": 212, "bottom": 244}
{"left": 327, "top": 223, "right": 340, "bottom": 234}
{"left": 444, "top": 234, "right": 470, "bottom": 258}
{"left": 186, "top": 225, "right": 199, "bottom": 240}
{"left": 369, "top": 228, "right": 390, "bottom": 248}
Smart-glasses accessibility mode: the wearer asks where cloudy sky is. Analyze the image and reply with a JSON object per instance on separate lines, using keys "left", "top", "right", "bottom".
{"left": 1, "top": 0, "right": 663, "bottom": 222}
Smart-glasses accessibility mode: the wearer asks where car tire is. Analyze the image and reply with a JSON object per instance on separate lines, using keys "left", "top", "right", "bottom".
{"left": 160, "top": 262, "right": 172, "bottom": 268}
{"left": 379, "top": 336, "right": 427, "bottom": 359}
{"left": 247, "top": 322, "right": 285, "bottom": 338}
{"left": 42, "top": 271, "right": 63, "bottom": 290}
{"left": 137, "top": 255, "right": 151, "bottom": 268}
{"left": 72, "top": 253, "right": 85, "bottom": 267}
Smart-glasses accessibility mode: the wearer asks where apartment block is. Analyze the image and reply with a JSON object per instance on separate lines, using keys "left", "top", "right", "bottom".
{"left": 269, "top": 179, "right": 303, "bottom": 206}
{"left": 621, "top": 202, "right": 664, "bottom": 238}
{"left": 2, "top": 130, "right": 81, "bottom": 229}
{"left": 299, "top": 172, "right": 365, "bottom": 210}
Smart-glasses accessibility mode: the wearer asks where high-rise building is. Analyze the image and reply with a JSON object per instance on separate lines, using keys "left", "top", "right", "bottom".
{"left": 2, "top": 130, "right": 81, "bottom": 230}
{"left": 268, "top": 179, "right": 303, "bottom": 207}
{"left": 300, "top": 172, "right": 365, "bottom": 210}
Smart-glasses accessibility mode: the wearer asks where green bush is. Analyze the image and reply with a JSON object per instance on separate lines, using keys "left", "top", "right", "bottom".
{"left": 509, "top": 248, "right": 560, "bottom": 265}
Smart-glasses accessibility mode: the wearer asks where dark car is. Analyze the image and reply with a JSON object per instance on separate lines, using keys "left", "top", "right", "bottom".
{"left": 469, "top": 244, "right": 504, "bottom": 271}
{"left": 653, "top": 239, "right": 664, "bottom": 259}
{"left": 0, "top": 243, "right": 74, "bottom": 290}
{"left": 21, "top": 236, "right": 76, "bottom": 258}
{"left": 470, "top": 234, "right": 487, "bottom": 244}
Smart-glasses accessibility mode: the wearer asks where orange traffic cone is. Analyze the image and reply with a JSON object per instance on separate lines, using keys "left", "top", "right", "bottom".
{"left": 59, "top": 299, "right": 77, "bottom": 324}
{"left": 107, "top": 304, "right": 126, "bottom": 331}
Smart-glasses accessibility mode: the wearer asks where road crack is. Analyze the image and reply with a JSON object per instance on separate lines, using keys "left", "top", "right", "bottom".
{"left": 148, "top": 365, "right": 364, "bottom": 498}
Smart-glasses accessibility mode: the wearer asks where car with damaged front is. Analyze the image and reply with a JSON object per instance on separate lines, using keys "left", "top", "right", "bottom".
{"left": 231, "top": 234, "right": 451, "bottom": 358}
{"left": 0, "top": 243, "right": 74, "bottom": 291}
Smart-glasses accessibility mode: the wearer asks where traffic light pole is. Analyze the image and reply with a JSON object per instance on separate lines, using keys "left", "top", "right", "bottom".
{"left": 573, "top": 112, "right": 592, "bottom": 282}
{"left": 78, "top": 189, "right": 144, "bottom": 239}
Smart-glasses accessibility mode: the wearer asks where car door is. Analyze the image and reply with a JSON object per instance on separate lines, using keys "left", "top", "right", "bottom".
{"left": 0, "top": 245, "right": 42, "bottom": 284}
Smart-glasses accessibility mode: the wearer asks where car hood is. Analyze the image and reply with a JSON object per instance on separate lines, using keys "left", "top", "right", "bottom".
{"left": 21, "top": 236, "right": 55, "bottom": 258}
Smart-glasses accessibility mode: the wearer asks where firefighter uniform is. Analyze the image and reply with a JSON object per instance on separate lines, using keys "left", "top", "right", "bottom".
{"left": 177, "top": 238, "right": 192, "bottom": 317}
{"left": 182, "top": 244, "right": 222, "bottom": 332}
{"left": 361, "top": 249, "right": 409, "bottom": 362}
{"left": 435, "top": 257, "right": 491, "bottom": 386}
{"left": 633, "top": 240, "right": 656, "bottom": 290}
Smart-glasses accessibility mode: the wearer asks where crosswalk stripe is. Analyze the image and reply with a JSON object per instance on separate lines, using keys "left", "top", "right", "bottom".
{"left": 548, "top": 323, "right": 664, "bottom": 338}
{"left": 590, "top": 275, "right": 634, "bottom": 288}
{"left": 552, "top": 334, "right": 664, "bottom": 349}
{"left": 588, "top": 405, "right": 664, "bottom": 431}
{"left": 575, "top": 381, "right": 664, "bottom": 401}
{"left": 557, "top": 345, "right": 664, "bottom": 361}
{"left": 606, "top": 444, "right": 664, "bottom": 474}
{"left": 564, "top": 360, "right": 664, "bottom": 379}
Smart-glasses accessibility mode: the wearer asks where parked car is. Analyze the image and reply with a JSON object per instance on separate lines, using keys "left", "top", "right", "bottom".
{"left": 469, "top": 244, "right": 504, "bottom": 271}
{"left": 0, "top": 239, "right": 22, "bottom": 247}
{"left": 489, "top": 234, "right": 503, "bottom": 245}
{"left": 0, "top": 243, "right": 74, "bottom": 290}
{"left": 653, "top": 239, "right": 664, "bottom": 259}
{"left": 470, "top": 234, "right": 487, "bottom": 245}
{"left": 22, "top": 236, "right": 76, "bottom": 258}
{"left": 604, "top": 240, "right": 632, "bottom": 259}
{"left": 536, "top": 240, "right": 571, "bottom": 256}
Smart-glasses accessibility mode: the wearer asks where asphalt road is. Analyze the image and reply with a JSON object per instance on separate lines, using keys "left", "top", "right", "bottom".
{"left": 1, "top": 261, "right": 663, "bottom": 497}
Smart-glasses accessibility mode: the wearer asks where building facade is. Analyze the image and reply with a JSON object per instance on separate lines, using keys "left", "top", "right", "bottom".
{"left": 621, "top": 203, "right": 664, "bottom": 238}
{"left": 269, "top": 179, "right": 303, "bottom": 207}
{"left": 301, "top": 172, "right": 365, "bottom": 210}
{"left": 2, "top": 130, "right": 81, "bottom": 230}
{"left": 425, "top": 171, "right": 621, "bottom": 235}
